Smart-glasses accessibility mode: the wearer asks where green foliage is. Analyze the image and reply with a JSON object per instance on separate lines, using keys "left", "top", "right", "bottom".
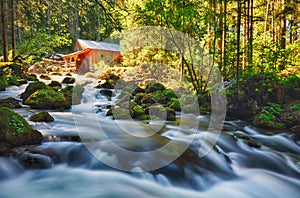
{"left": 291, "top": 104, "right": 300, "bottom": 112}
{"left": 18, "top": 33, "right": 72, "bottom": 64}
{"left": 258, "top": 103, "right": 284, "bottom": 129}
{"left": 281, "top": 75, "right": 300, "bottom": 89}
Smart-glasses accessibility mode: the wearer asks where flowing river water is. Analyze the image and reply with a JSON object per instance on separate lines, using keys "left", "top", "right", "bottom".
{"left": 0, "top": 75, "right": 300, "bottom": 198}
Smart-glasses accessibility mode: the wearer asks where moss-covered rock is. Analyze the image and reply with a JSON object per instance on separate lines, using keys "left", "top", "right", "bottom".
{"left": 179, "top": 95, "right": 199, "bottom": 113}
{"left": 141, "top": 94, "right": 156, "bottom": 105}
{"left": 21, "top": 81, "right": 49, "bottom": 102}
{"left": 112, "top": 107, "right": 133, "bottom": 120}
{"left": 61, "top": 77, "right": 75, "bottom": 84}
{"left": 18, "top": 79, "right": 28, "bottom": 85}
{"left": 135, "top": 93, "right": 146, "bottom": 105}
{"left": 26, "top": 74, "right": 39, "bottom": 81}
{"left": 40, "top": 74, "right": 51, "bottom": 80}
{"left": 49, "top": 72, "right": 63, "bottom": 76}
{"left": 152, "top": 89, "right": 177, "bottom": 105}
{"left": 24, "top": 89, "right": 70, "bottom": 110}
{"left": 100, "top": 89, "right": 114, "bottom": 100}
{"left": 59, "top": 85, "right": 84, "bottom": 106}
{"left": 0, "top": 107, "right": 43, "bottom": 147}
{"left": 95, "top": 81, "right": 114, "bottom": 89}
{"left": 168, "top": 98, "right": 181, "bottom": 111}
{"left": 115, "top": 94, "right": 131, "bottom": 107}
{"left": 6, "top": 75, "right": 22, "bottom": 86}
{"left": 48, "top": 81, "right": 62, "bottom": 89}
{"left": 0, "top": 75, "right": 8, "bottom": 91}
{"left": 147, "top": 105, "right": 176, "bottom": 121}
{"left": 0, "top": 97, "right": 22, "bottom": 108}
{"left": 132, "top": 104, "right": 147, "bottom": 119}
{"left": 29, "top": 112, "right": 54, "bottom": 122}
{"left": 145, "top": 82, "right": 165, "bottom": 93}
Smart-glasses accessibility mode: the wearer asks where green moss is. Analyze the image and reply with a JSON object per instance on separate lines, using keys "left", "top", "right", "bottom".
{"left": 0, "top": 108, "right": 31, "bottom": 136}
{"left": 112, "top": 107, "right": 133, "bottom": 119}
{"left": 0, "top": 107, "right": 43, "bottom": 146}
{"left": 152, "top": 89, "right": 177, "bottom": 105}
{"left": 168, "top": 98, "right": 181, "bottom": 111}
{"left": 30, "top": 112, "right": 54, "bottom": 122}
{"left": 6, "top": 75, "right": 21, "bottom": 86}
{"left": 59, "top": 85, "right": 84, "bottom": 105}
{"left": 132, "top": 105, "right": 147, "bottom": 119}
{"left": 145, "top": 82, "right": 165, "bottom": 93}
{"left": 24, "top": 89, "right": 70, "bottom": 110}
{"left": 21, "top": 81, "right": 49, "bottom": 102}
{"left": 0, "top": 76, "right": 8, "bottom": 91}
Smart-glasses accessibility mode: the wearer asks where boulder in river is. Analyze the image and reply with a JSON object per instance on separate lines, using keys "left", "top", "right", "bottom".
{"left": 0, "top": 107, "right": 43, "bottom": 148}
{"left": 59, "top": 85, "right": 84, "bottom": 106}
{"left": 61, "top": 77, "right": 75, "bottom": 84}
{"left": 145, "top": 82, "right": 165, "bottom": 93}
{"left": 0, "top": 97, "right": 22, "bottom": 108}
{"left": 29, "top": 112, "right": 54, "bottom": 123}
{"left": 48, "top": 81, "right": 62, "bottom": 89}
{"left": 21, "top": 81, "right": 48, "bottom": 102}
{"left": 24, "top": 89, "right": 70, "bottom": 110}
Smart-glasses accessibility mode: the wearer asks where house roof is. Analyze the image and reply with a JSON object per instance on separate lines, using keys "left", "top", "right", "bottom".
{"left": 76, "top": 39, "right": 120, "bottom": 52}
{"left": 59, "top": 48, "right": 91, "bottom": 59}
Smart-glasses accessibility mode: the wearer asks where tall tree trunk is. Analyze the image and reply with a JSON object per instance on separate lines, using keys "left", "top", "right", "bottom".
{"left": 236, "top": 0, "right": 242, "bottom": 84}
{"left": 75, "top": 8, "right": 79, "bottom": 39}
{"left": 97, "top": 5, "right": 101, "bottom": 41}
{"left": 242, "top": 1, "right": 247, "bottom": 70}
{"left": 263, "top": 0, "right": 270, "bottom": 45}
{"left": 221, "top": 0, "right": 227, "bottom": 74}
{"left": 248, "top": 0, "right": 253, "bottom": 70}
{"left": 1, "top": 0, "right": 9, "bottom": 62}
{"left": 47, "top": 0, "right": 51, "bottom": 35}
{"left": 218, "top": 0, "right": 223, "bottom": 71}
{"left": 280, "top": 0, "right": 286, "bottom": 49}
{"left": 11, "top": 0, "right": 16, "bottom": 58}
{"left": 271, "top": 0, "right": 275, "bottom": 43}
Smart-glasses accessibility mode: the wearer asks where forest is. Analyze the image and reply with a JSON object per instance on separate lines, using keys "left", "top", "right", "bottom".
{"left": 0, "top": 0, "right": 300, "bottom": 197}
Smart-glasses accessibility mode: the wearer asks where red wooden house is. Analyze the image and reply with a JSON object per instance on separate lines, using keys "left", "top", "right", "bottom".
{"left": 60, "top": 39, "right": 122, "bottom": 73}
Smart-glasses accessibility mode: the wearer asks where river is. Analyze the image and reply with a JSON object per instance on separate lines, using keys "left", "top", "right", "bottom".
{"left": 0, "top": 75, "right": 299, "bottom": 198}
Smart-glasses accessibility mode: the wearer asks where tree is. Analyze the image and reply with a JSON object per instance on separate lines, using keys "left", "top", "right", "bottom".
{"left": 1, "top": 0, "right": 8, "bottom": 62}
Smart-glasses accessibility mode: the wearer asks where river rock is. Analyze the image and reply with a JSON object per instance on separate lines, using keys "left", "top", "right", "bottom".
{"left": 96, "top": 81, "right": 115, "bottom": 89}
{"left": 145, "top": 82, "right": 165, "bottom": 93}
{"left": 61, "top": 77, "right": 75, "bottom": 84}
{"left": 28, "top": 62, "right": 46, "bottom": 74}
{"left": 147, "top": 105, "right": 176, "bottom": 121}
{"left": 59, "top": 85, "right": 84, "bottom": 106}
{"left": 100, "top": 89, "right": 114, "bottom": 100}
{"left": 0, "top": 107, "right": 43, "bottom": 147}
{"left": 24, "top": 89, "right": 70, "bottom": 110}
{"left": 48, "top": 81, "right": 62, "bottom": 89}
{"left": 0, "top": 74, "right": 8, "bottom": 91}
{"left": 21, "top": 81, "right": 48, "bottom": 102}
{"left": 168, "top": 98, "right": 181, "bottom": 111}
{"left": 0, "top": 97, "right": 22, "bottom": 108}
{"left": 280, "top": 110, "right": 300, "bottom": 128}
{"left": 30, "top": 112, "right": 54, "bottom": 122}
{"left": 40, "top": 74, "right": 51, "bottom": 80}
{"left": 26, "top": 73, "right": 39, "bottom": 81}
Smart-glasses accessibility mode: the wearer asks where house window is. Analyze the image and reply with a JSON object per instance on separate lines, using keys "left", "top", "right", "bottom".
{"left": 100, "top": 54, "right": 105, "bottom": 58}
